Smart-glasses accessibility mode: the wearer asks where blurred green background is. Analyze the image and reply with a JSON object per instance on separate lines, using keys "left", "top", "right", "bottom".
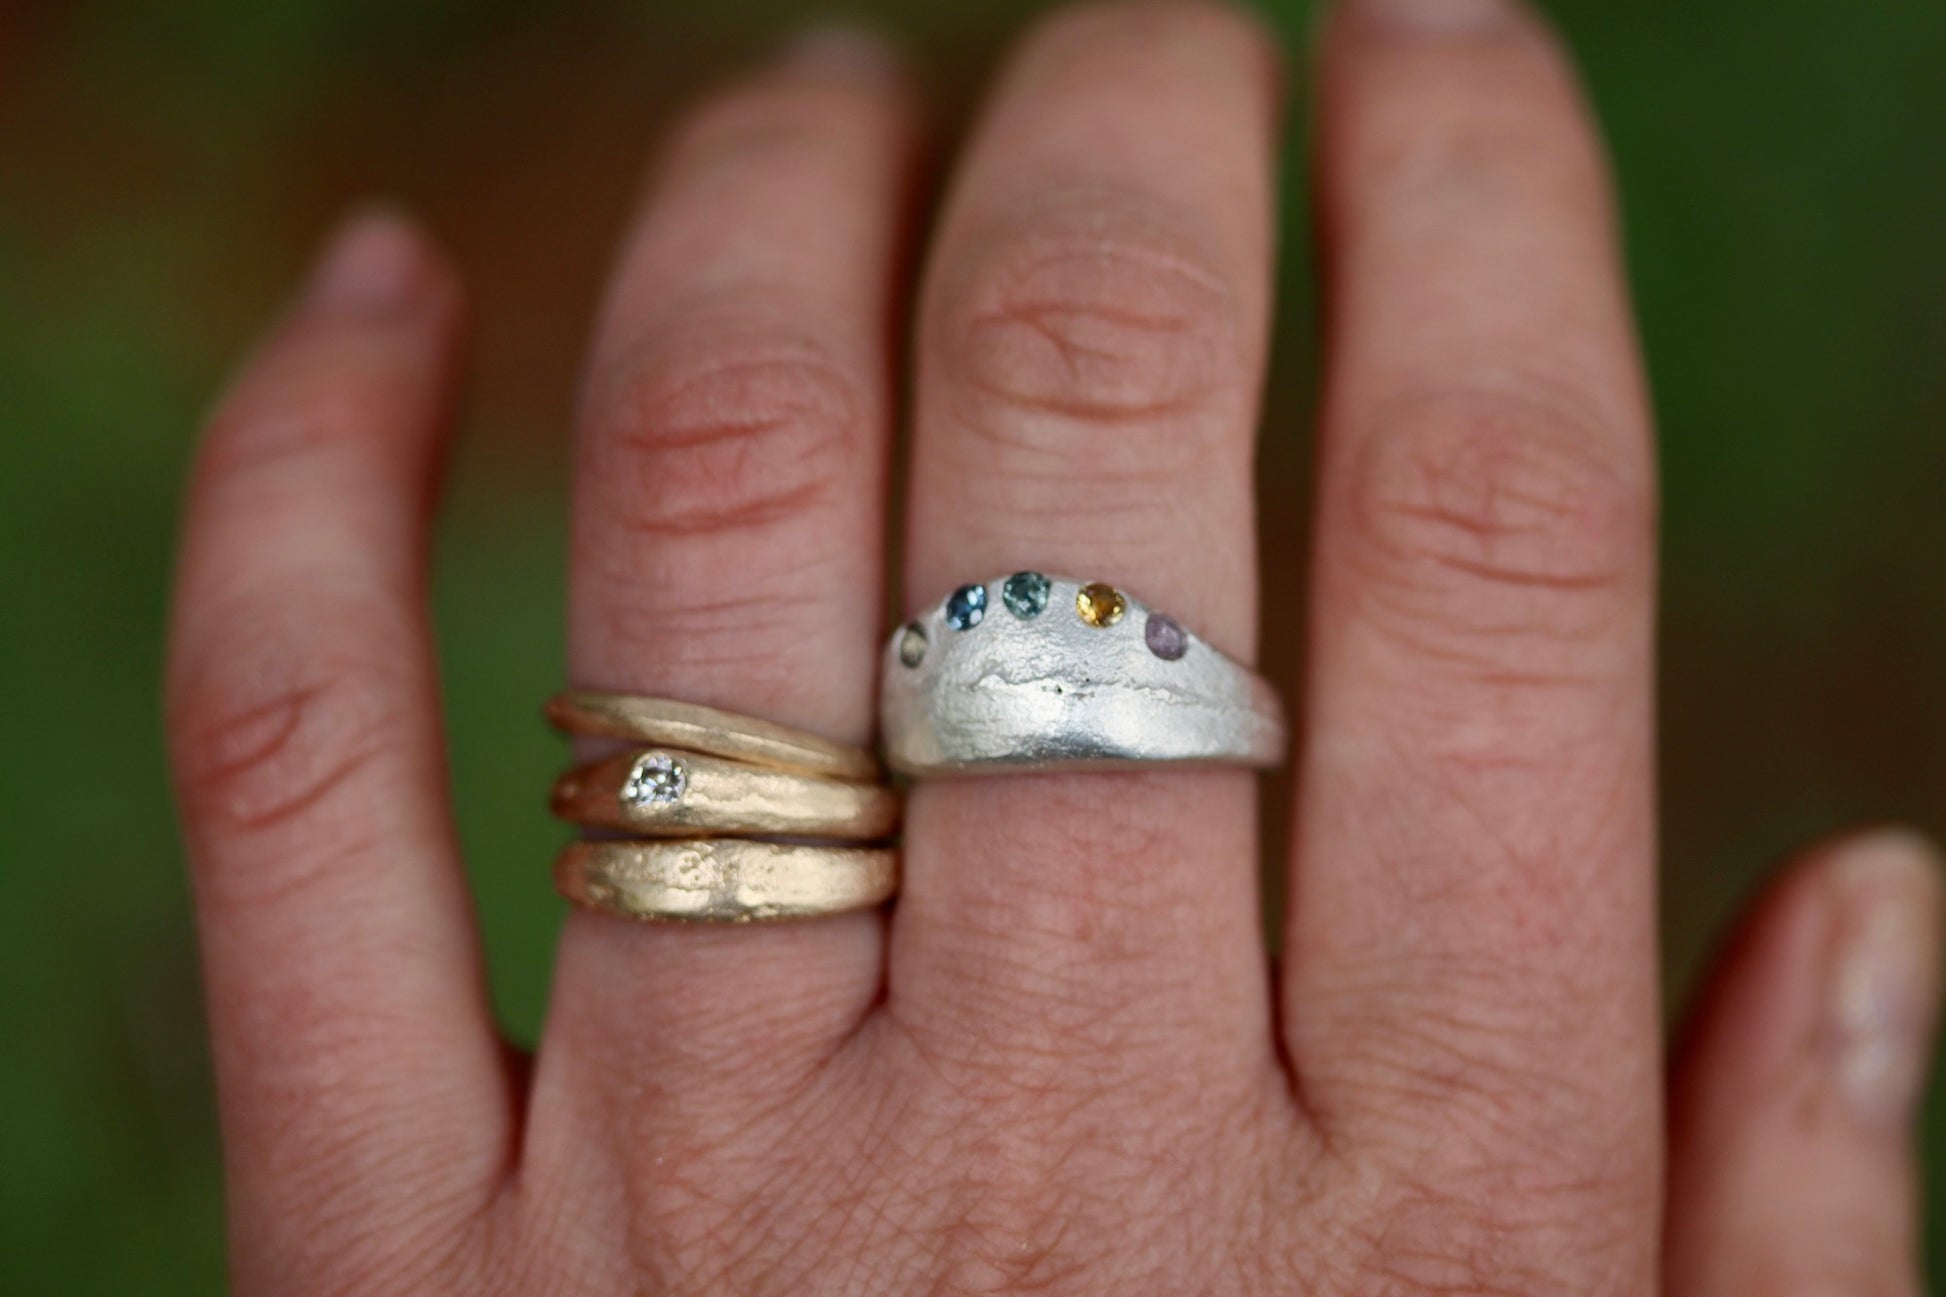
{"left": 3, "top": 0, "right": 1942, "bottom": 1289}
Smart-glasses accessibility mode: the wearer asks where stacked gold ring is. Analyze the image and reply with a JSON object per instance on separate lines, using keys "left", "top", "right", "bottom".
{"left": 545, "top": 691, "right": 899, "bottom": 923}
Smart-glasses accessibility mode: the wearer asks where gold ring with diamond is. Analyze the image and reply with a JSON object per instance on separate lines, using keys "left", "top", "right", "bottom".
{"left": 554, "top": 839, "right": 897, "bottom": 924}
{"left": 550, "top": 748, "right": 899, "bottom": 842}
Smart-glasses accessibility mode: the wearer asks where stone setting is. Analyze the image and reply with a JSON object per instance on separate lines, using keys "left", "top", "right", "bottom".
{"left": 621, "top": 752, "right": 687, "bottom": 807}
{"left": 1001, "top": 571, "right": 1051, "bottom": 620}
{"left": 1144, "top": 613, "right": 1189, "bottom": 661}
{"left": 898, "top": 622, "right": 928, "bottom": 667}
{"left": 944, "top": 583, "right": 988, "bottom": 630}
{"left": 1074, "top": 582, "right": 1127, "bottom": 628}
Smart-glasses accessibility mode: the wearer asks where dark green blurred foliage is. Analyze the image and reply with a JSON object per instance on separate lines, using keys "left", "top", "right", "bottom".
{"left": 2, "top": 0, "right": 1942, "bottom": 1289}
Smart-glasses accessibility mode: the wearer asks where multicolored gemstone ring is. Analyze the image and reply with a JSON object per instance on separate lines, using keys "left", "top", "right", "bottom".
{"left": 878, "top": 572, "right": 1287, "bottom": 776}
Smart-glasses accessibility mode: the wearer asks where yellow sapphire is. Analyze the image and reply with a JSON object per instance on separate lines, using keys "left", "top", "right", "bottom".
{"left": 1075, "top": 582, "right": 1127, "bottom": 628}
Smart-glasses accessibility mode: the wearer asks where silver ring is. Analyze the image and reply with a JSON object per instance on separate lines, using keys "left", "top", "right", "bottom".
{"left": 879, "top": 572, "right": 1286, "bottom": 775}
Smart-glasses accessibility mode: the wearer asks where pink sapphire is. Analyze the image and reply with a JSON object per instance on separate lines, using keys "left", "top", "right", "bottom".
{"left": 1145, "top": 613, "right": 1188, "bottom": 660}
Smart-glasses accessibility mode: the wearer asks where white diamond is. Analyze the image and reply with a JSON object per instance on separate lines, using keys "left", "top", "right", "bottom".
{"left": 621, "top": 752, "right": 687, "bottom": 806}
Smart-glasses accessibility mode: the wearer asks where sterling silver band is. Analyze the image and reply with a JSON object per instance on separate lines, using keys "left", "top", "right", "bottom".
{"left": 879, "top": 573, "right": 1286, "bottom": 776}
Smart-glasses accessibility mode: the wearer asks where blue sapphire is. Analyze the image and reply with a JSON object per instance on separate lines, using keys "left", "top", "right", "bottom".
{"left": 944, "top": 583, "right": 988, "bottom": 630}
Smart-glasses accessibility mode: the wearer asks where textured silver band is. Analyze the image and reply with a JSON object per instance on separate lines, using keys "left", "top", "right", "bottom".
{"left": 879, "top": 573, "right": 1286, "bottom": 775}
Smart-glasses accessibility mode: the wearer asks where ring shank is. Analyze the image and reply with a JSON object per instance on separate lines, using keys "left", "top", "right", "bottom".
{"left": 555, "top": 840, "right": 897, "bottom": 923}
{"left": 546, "top": 691, "right": 880, "bottom": 782}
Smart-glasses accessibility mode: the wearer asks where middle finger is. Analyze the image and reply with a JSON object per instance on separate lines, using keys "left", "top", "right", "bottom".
{"left": 890, "top": 1, "right": 1284, "bottom": 1077}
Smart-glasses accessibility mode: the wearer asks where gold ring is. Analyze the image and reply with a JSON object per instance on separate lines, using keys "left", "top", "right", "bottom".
{"left": 545, "top": 691, "right": 879, "bottom": 782}
{"left": 554, "top": 839, "right": 897, "bottom": 923}
{"left": 550, "top": 748, "right": 899, "bottom": 841}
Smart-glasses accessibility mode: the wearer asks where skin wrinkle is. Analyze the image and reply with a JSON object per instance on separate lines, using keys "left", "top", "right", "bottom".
{"left": 196, "top": 314, "right": 459, "bottom": 483}
{"left": 934, "top": 205, "right": 1249, "bottom": 428}
{"left": 1331, "top": 394, "right": 1650, "bottom": 630}
{"left": 1339, "top": 732, "right": 1622, "bottom": 908}
{"left": 611, "top": 1021, "right": 888, "bottom": 1287}
{"left": 916, "top": 436, "right": 1234, "bottom": 560}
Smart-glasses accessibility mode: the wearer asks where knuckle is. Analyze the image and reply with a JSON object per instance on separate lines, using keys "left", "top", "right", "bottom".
{"left": 1340, "top": 985, "right": 1601, "bottom": 1145}
{"left": 168, "top": 600, "right": 405, "bottom": 870}
{"left": 1339, "top": 387, "right": 1650, "bottom": 655}
{"left": 1349, "top": 1178, "right": 1614, "bottom": 1297}
{"left": 582, "top": 335, "right": 866, "bottom": 541}
{"left": 1345, "top": 17, "right": 1601, "bottom": 212}
{"left": 201, "top": 377, "right": 369, "bottom": 487}
{"left": 933, "top": 199, "right": 1245, "bottom": 431}
{"left": 1363, "top": 81, "right": 1606, "bottom": 220}
{"left": 1343, "top": 1110, "right": 1654, "bottom": 1296}
{"left": 197, "top": 319, "right": 420, "bottom": 485}
{"left": 247, "top": 1141, "right": 491, "bottom": 1297}
{"left": 666, "top": 61, "right": 901, "bottom": 172}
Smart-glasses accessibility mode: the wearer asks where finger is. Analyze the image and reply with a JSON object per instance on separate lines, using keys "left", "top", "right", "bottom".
{"left": 1667, "top": 830, "right": 1942, "bottom": 1297}
{"left": 531, "top": 36, "right": 920, "bottom": 1122}
{"left": 166, "top": 214, "right": 510, "bottom": 1283}
{"left": 892, "top": 2, "right": 1283, "bottom": 1077}
{"left": 1284, "top": 0, "right": 1661, "bottom": 1266}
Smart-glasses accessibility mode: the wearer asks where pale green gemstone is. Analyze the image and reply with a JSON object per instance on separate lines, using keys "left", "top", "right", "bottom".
{"left": 1001, "top": 570, "right": 1051, "bottom": 619}
{"left": 898, "top": 622, "right": 928, "bottom": 667}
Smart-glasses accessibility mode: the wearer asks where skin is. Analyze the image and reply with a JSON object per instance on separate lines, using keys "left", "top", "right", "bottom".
{"left": 164, "top": 1, "right": 1943, "bottom": 1292}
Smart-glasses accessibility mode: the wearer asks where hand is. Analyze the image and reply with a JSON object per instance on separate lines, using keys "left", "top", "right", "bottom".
{"left": 164, "top": 1, "right": 1941, "bottom": 1292}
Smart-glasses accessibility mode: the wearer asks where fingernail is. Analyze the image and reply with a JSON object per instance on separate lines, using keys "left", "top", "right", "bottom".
{"left": 305, "top": 207, "right": 425, "bottom": 313}
{"left": 778, "top": 24, "right": 901, "bottom": 80}
{"left": 1337, "top": 0, "right": 1522, "bottom": 36}
{"left": 1825, "top": 829, "right": 1944, "bottom": 1129}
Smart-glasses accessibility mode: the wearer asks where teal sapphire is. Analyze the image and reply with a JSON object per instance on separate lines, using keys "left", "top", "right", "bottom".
{"left": 1001, "top": 570, "right": 1051, "bottom": 620}
{"left": 944, "top": 583, "right": 987, "bottom": 630}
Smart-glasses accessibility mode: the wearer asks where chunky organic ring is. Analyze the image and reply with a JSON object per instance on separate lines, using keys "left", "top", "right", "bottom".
{"left": 880, "top": 572, "right": 1286, "bottom": 775}
{"left": 554, "top": 839, "right": 898, "bottom": 923}
{"left": 546, "top": 690, "right": 880, "bottom": 782}
{"left": 550, "top": 748, "right": 900, "bottom": 842}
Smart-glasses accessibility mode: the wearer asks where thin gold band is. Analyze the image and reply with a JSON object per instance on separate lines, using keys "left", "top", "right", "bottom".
{"left": 545, "top": 691, "right": 879, "bottom": 782}
{"left": 550, "top": 748, "right": 899, "bottom": 842}
{"left": 555, "top": 840, "right": 897, "bottom": 923}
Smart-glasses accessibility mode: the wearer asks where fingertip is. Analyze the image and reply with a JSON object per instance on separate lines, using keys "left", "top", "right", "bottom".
{"left": 1678, "top": 825, "right": 1944, "bottom": 1132}
{"left": 1179, "top": 0, "right": 1288, "bottom": 86}
{"left": 1022, "top": 0, "right": 1285, "bottom": 101}
{"left": 775, "top": 23, "right": 909, "bottom": 85}
{"left": 302, "top": 204, "right": 463, "bottom": 320}
{"left": 1818, "top": 827, "right": 1945, "bottom": 1130}
{"left": 1314, "top": 0, "right": 1576, "bottom": 114}
{"left": 1666, "top": 826, "right": 1939, "bottom": 1297}
{"left": 1323, "top": 0, "right": 1542, "bottom": 45}
{"left": 1820, "top": 824, "right": 1945, "bottom": 898}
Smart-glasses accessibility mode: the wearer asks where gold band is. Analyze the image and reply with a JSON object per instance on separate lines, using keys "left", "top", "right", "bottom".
{"left": 545, "top": 691, "right": 899, "bottom": 922}
{"left": 550, "top": 748, "right": 899, "bottom": 841}
{"left": 545, "top": 691, "right": 879, "bottom": 782}
{"left": 555, "top": 839, "right": 897, "bottom": 923}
